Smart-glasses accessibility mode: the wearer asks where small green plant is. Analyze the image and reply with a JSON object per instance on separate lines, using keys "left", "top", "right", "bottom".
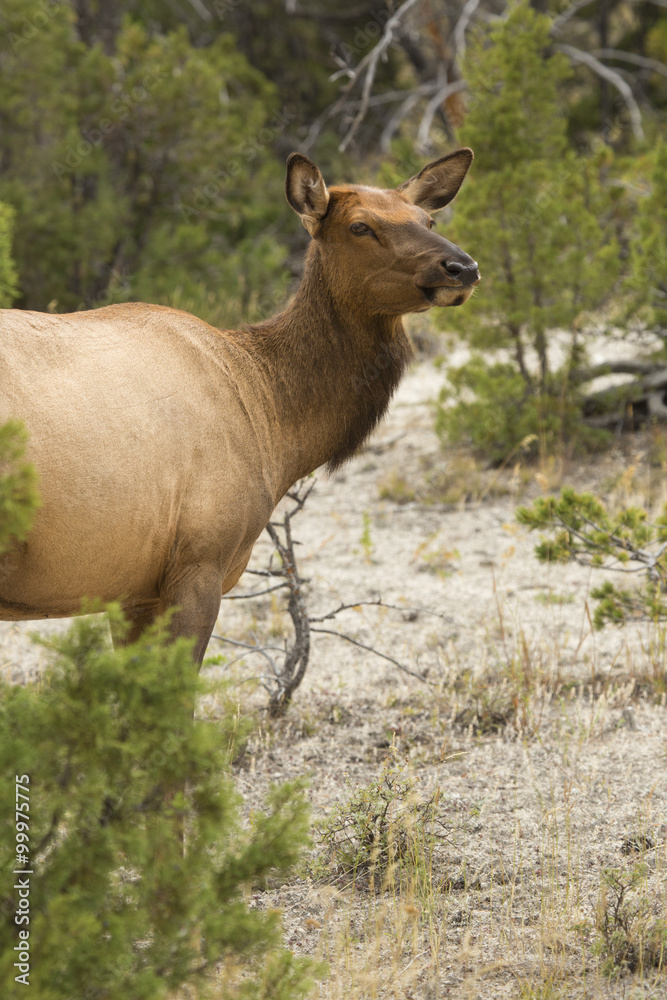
{"left": 534, "top": 591, "right": 575, "bottom": 606}
{"left": 314, "top": 750, "right": 439, "bottom": 888}
{"left": 452, "top": 679, "right": 518, "bottom": 735}
{"left": 516, "top": 978, "right": 569, "bottom": 1000}
{"left": 518, "top": 487, "right": 667, "bottom": 627}
{"left": 420, "top": 546, "right": 460, "bottom": 578}
{"left": 593, "top": 865, "right": 666, "bottom": 977}
{"left": 360, "top": 510, "right": 374, "bottom": 562}
{"left": 378, "top": 471, "right": 416, "bottom": 505}
{"left": 0, "top": 608, "right": 314, "bottom": 1000}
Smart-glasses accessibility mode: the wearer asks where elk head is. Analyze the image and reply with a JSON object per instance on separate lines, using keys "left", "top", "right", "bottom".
{"left": 285, "top": 148, "right": 480, "bottom": 317}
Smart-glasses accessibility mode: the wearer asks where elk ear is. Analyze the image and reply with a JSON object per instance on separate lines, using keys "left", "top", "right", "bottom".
{"left": 397, "top": 147, "right": 474, "bottom": 211}
{"left": 285, "top": 153, "right": 330, "bottom": 235}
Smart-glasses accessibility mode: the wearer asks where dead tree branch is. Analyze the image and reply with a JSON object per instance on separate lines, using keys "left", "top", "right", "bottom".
{"left": 310, "top": 626, "right": 428, "bottom": 682}
{"left": 212, "top": 478, "right": 441, "bottom": 715}
{"left": 416, "top": 78, "right": 467, "bottom": 153}
{"left": 594, "top": 49, "right": 667, "bottom": 80}
{"left": 301, "top": 0, "right": 423, "bottom": 153}
{"left": 337, "top": 0, "right": 424, "bottom": 152}
{"left": 550, "top": 0, "right": 597, "bottom": 33}
{"left": 453, "top": 0, "right": 481, "bottom": 61}
{"left": 572, "top": 359, "right": 664, "bottom": 384}
{"left": 555, "top": 43, "right": 645, "bottom": 142}
{"left": 380, "top": 80, "right": 440, "bottom": 151}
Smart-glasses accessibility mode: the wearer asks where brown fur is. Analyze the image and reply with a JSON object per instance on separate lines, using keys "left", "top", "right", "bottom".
{"left": 0, "top": 150, "right": 479, "bottom": 664}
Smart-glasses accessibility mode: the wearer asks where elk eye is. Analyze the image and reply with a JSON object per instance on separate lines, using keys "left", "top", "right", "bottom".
{"left": 350, "top": 222, "right": 372, "bottom": 236}
{"left": 428, "top": 218, "right": 436, "bottom": 230}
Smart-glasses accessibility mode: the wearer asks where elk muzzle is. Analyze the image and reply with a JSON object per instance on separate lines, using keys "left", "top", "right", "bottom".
{"left": 442, "top": 257, "right": 480, "bottom": 287}
{"left": 416, "top": 233, "right": 480, "bottom": 307}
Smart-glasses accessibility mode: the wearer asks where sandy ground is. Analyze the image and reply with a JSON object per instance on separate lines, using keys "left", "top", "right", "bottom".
{"left": 2, "top": 353, "right": 666, "bottom": 998}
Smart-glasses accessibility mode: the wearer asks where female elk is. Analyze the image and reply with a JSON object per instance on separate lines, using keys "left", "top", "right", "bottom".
{"left": 0, "top": 149, "right": 479, "bottom": 664}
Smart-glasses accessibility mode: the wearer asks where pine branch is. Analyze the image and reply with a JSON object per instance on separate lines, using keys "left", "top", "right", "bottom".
{"left": 518, "top": 489, "right": 667, "bottom": 626}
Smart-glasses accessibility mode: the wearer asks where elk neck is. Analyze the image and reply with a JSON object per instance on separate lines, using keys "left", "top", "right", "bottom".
{"left": 232, "top": 241, "right": 413, "bottom": 490}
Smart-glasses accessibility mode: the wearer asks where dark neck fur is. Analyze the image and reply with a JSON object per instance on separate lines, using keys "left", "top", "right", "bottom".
{"left": 230, "top": 243, "right": 413, "bottom": 485}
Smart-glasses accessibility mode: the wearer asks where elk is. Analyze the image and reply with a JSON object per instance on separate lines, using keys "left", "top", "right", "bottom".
{"left": 0, "top": 149, "right": 479, "bottom": 667}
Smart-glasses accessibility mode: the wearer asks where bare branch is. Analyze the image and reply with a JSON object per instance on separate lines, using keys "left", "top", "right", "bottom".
{"left": 211, "top": 634, "right": 285, "bottom": 658}
{"left": 555, "top": 43, "right": 645, "bottom": 142}
{"left": 184, "top": 0, "right": 212, "bottom": 20}
{"left": 211, "top": 634, "right": 283, "bottom": 691}
{"left": 309, "top": 598, "right": 453, "bottom": 623}
{"left": 416, "top": 79, "right": 467, "bottom": 153}
{"left": 310, "top": 627, "right": 430, "bottom": 683}
{"left": 454, "top": 0, "right": 481, "bottom": 62}
{"left": 309, "top": 598, "right": 385, "bottom": 622}
{"left": 574, "top": 359, "right": 664, "bottom": 383}
{"left": 302, "top": 0, "right": 426, "bottom": 152}
{"left": 265, "top": 514, "right": 311, "bottom": 716}
{"left": 217, "top": 476, "right": 449, "bottom": 711}
{"left": 336, "top": 0, "right": 424, "bottom": 152}
{"left": 380, "top": 81, "right": 439, "bottom": 152}
{"left": 593, "top": 49, "right": 667, "bottom": 80}
{"left": 221, "top": 582, "right": 288, "bottom": 601}
{"left": 550, "top": 0, "right": 597, "bottom": 33}
{"left": 286, "top": 478, "right": 317, "bottom": 510}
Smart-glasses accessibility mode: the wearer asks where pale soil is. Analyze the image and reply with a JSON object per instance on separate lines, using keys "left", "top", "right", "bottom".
{"left": 2, "top": 353, "right": 666, "bottom": 999}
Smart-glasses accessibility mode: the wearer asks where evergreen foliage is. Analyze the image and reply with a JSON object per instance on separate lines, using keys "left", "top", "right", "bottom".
{"left": 0, "top": 224, "right": 40, "bottom": 553}
{"left": 0, "top": 421, "right": 40, "bottom": 557}
{"left": 0, "top": 201, "right": 18, "bottom": 308}
{"left": 0, "top": 608, "right": 315, "bottom": 999}
{"left": 434, "top": 357, "right": 610, "bottom": 465}
{"left": 0, "top": 1, "right": 290, "bottom": 324}
{"left": 436, "top": 1, "right": 620, "bottom": 461}
{"left": 517, "top": 488, "right": 667, "bottom": 627}
{"left": 628, "top": 140, "right": 667, "bottom": 329}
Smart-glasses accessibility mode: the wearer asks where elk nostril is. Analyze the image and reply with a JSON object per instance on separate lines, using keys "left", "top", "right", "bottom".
{"left": 445, "top": 261, "right": 463, "bottom": 278}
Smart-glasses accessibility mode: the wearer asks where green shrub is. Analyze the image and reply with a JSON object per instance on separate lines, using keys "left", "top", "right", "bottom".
{"left": 628, "top": 140, "right": 667, "bottom": 329}
{"left": 314, "top": 750, "right": 439, "bottom": 890}
{"left": 0, "top": 3, "right": 290, "bottom": 320}
{"left": 436, "top": 2, "right": 619, "bottom": 462}
{"left": 0, "top": 608, "right": 315, "bottom": 999}
{"left": 518, "top": 488, "right": 667, "bottom": 627}
{"left": 436, "top": 357, "right": 610, "bottom": 464}
{"left": 0, "top": 200, "right": 18, "bottom": 308}
{"left": 592, "top": 865, "right": 667, "bottom": 977}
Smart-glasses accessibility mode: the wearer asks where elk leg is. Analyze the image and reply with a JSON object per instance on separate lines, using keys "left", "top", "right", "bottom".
{"left": 144, "top": 565, "right": 223, "bottom": 856}
{"left": 160, "top": 563, "right": 223, "bottom": 668}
